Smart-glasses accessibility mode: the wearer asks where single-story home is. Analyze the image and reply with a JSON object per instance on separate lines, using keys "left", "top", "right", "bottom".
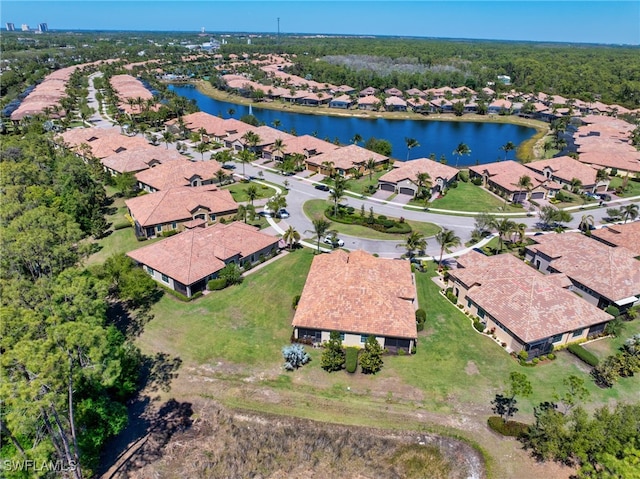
{"left": 447, "top": 251, "right": 613, "bottom": 358}
{"left": 488, "top": 99, "right": 512, "bottom": 114}
{"left": 524, "top": 232, "right": 640, "bottom": 311}
{"left": 125, "top": 185, "right": 238, "bottom": 238}
{"left": 378, "top": 158, "right": 459, "bottom": 197}
{"left": 384, "top": 96, "right": 407, "bottom": 112}
{"left": 359, "top": 86, "right": 377, "bottom": 97}
{"left": 306, "top": 144, "right": 389, "bottom": 177}
{"left": 292, "top": 250, "right": 418, "bottom": 354}
{"left": 525, "top": 156, "right": 610, "bottom": 194}
{"left": 279, "top": 135, "right": 338, "bottom": 159}
{"left": 357, "top": 95, "right": 379, "bottom": 111}
{"left": 590, "top": 222, "right": 640, "bottom": 257}
{"left": 135, "top": 158, "right": 222, "bottom": 192}
{"left": 127, "top": 222, "right": 279, "bottom": 298}
{"left": 468, "top": 160, "right": 549, "bottom": 203}
{"left": 329, "top": 95, "right": 354, "bottom": 109}
{"left": 100, "top": 146, "right": 186, "bottom": 175}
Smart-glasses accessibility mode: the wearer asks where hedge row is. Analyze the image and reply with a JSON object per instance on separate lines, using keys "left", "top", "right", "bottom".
{"left": 416, "top": 309, "right": 426, "bottom": 332}
{"left": 345, "top": 347, "right": 359, "bottom": 373}
{"left": 487, "top": 416, "right": 530, "bottom": 437}
{"left": 568, "top": 343, "right": 600, "bottom": 367}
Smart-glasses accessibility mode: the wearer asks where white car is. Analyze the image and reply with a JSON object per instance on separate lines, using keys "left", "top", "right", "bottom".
{"left": 323, "top": 235, "right": 344, "bottom": 247}
{"left": 277, "top": 209, "right": 290, "bottom": 219}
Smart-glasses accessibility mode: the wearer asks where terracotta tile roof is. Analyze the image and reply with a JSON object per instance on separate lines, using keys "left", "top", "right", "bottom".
{"left": 489, "top": 99, "right": 512, "bottom": 109}
{"left": 525, "top": 156, "right": 600, "bottom": 186}
{"left": 330, "top": 94, "right": 353, "bottom": 104}
{"left": 527, "top": 232, "right": 640, "bottom": 303}
{"left": 281, "top": 135, "right": 338, "bottom": 157}
{"left": 127, "top": 222, "right": 278, "bottom": 285}
{"left": 590, "top": 222, "right": 640, "bottom": 257}
{"left": 58, "top": 126, "right": 121, "bottom": 147}
{"left": 125, "top": 185, "right": 237, "bottom": 227}
{"left": 469, "top": 160, "right": 546, "bottom": 193}
{"left": 405, "top": 88, "right": 426, "bottom": 97}
{"left": 450, "top": 251, "right": 613, "bottom": 343}
{"left": 101, "top": 146, "right": 186, "bottom": 173}
{"left": 292, "top": 250, "right": 417, "bottom": 339}
{"left": 359, "top": 87, "right": 377, "bottom": 96}
{"left": 357, "top": 95, "right": 379, "bottom": 106}
{"left": 307, "top": 144, "right": 388, "bottom": 171}
{"left": 86, "top": 135, "right": 150, "bottom": 159}
{"left": 135, "top": 158, "right": 222, "bottom": 190}
{"left": 379, "top": 158, "right": 458, "bottom": 184}
{"left": 384, "top": 87, "right": 403, "bottom": 97}
{"left": 385, "top": 96, "right": 407, "bottom": 107}
{"left": 226, "top": 125, "right": 294, "bottom": 148}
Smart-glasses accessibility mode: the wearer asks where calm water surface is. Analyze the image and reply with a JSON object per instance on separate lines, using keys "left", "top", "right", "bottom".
{"left": 169, "top": 85, "right": 536, "bottom": 166}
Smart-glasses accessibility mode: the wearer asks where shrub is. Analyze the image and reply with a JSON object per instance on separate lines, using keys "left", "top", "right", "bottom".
{"left": 415, "top": 309, "right": 426, "bottom": 324}
{"left": 445, "top": 291, "right": 458, "bottom": 304}
{"left": 112, "top": 220, "right": 132, "bottom": 230}
{"left": 282, "top": 344, "right": 311, "bottom": 371}
{"left": 321, "top": 331, "right": 345, "bottom": 372}
{"left": 219, "top": 263, "right": 243, "bottom": 285}
{"left": 502, "top": 342, "right": 507, "bottom": 348}
{"left": 458, "top": 170, "right": 469, "bottom": 182}
{"left": 208, "top": 278, "right": 227, "bottom": 291}
{"left": 487, "top": 416, "right": 530, "bottom": 437}
{"left": 473, "top": 320, "right": 485, "bottom": 333}
{"left": 345, "top": 347, "right": 359, "bottom": 373}
{"left": 449, "top": 181, "right": 458, "bottom": 189}
{"left": 360, "top": 336, "right": 384, "bottom": 374}
{"left": 548, "top": 353, "right": 556, "bottom": 360}
{"left": 518, "top": 350, "right": 529, "bottom": 361}
{"left": 532, "top": 358, "right": 539, "bottom": 365}
{"left": 292, "top": 294, "right": 301, "bottom": 309}
{"left": 605, "top": 305, "right": 621, "bottom": 318}
{"left": 161, "top": 230, "right": 179, "bottom": 237}
{"left": 568, "top": 343, "right": 599, "bottom": 366}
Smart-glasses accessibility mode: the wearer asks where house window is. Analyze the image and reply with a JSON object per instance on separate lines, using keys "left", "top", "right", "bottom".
{"left": 146, "top": 266, "right": 155, "bottom": 275}
{"left": 477, "top": 308, "right": 485, "bottom": 319}
{"left": 467, "top": 298, "right": 472, "bottom": 308}
{"left": 156, "top": 225, "right": 162, "bottom": 233}
{"left": 172, "top": 222, "right": 177, "bottom": 229}
{"left": 161, "top": 274, "right": 169, "bottom": 283}
{"left": 551, "top": 333, "right": 564, "bottom": 343}
{"left": 209, "top": 214, "right": 216, "bottom": 221}
{"left": 572, "top": 329, "right": 584, "bottom": 338}
{"left": 339, "top": 332, "right": 345, "bottom": 341}
{"left": 360, "top": 334, "right": 368, "bottom": 343}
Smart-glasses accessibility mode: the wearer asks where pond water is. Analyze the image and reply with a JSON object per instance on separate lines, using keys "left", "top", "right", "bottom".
{"left": 169, "top": 84, "right": 536, "bottom": 167}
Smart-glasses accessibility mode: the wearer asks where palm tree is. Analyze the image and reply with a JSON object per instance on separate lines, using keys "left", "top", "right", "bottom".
{"left": 569, "top": 177, "right": 583, "bottom": 194}
{"left": 161, "top": 130, "right": 175, "bottom": 150}
{"left": 396, "top": 231, "right": 427, "bottom": 259}
{"left": 246, "top": 185, "right": 259, "bottom": 205}
{"left": 237, "top": 149, "right": 255, "bottom": 178}
{"left": 215, "top": 169, "right": 229, "bottom": 186}
{"left": 272, "top": 119, "right": 281, "bottom": 129}
{"left": 435, "top": 229, "right": 461, "bottom": 271}
{"left": 194, "top": 141, "right": 209, "bottom": 160}
{"left": 242, "top": 130, "right": 261, "bottom": 153}
{"left": 579, "top": 214, "right": 595, "bottom": 232}
{"left": 500, "top": 141, "right": 516, "bottom": 161}
{"left": 283, "top": 226, "right": 300, "bottom": 251}
{"left": 365, "top": 158, "right": 377, "bottom": 181}
{"left": 329, "top": 187, "right": 345, "bottom": 217}
{"left": 415, "top": 171, "right": 432, "bottom": 200}
{"left": 321, "top": 160, "right": 336, "bottom": 179}
{"left": 405, "top": 137, "right": 420, "bottom": 161}
{"left": 272, "top": 138, "right": 287, "bottom": 162}
{"left": 307, "top": 217, "right": 332, "bottom": 254}
{"left": 452, "top": 142, "right": 471, "bottom": 167}
{"left": 596, "top": 169, "right": 610, "bottom": 182}
{"left": 351, "top": 133, "right": 363, "bottom": 145}
{"left": 227, "top": 108, "right": 235, "bottom": 118}
{"left": 622, "top": 203, "right": 639, "bottom": 223}
{"left": 266, "top": 193, "right": 287, "bottom": 216}
{"left": 515, "top": 175, "right": 533, "bottom": 202}
{"left": 492, "top": 218, "right": 517, "bottom": 252}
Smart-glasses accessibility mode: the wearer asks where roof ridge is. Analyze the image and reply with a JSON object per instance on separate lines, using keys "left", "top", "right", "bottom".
{"left": 186, "top": 229, "right": 196, "bottom": 284}
{"left": 143, "top": 189, "right": 170, "bottom": 224}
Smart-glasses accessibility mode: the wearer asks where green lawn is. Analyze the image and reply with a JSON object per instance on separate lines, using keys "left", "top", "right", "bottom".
{"left": 609, "top": 176, "right": 640, "bottom": 198}
{"left": 583, "top": 319, "right": 640, "bottom": 360}
{"left": 409, "top": 181, "right": 524, "bottom": 213}
{"left": 340, "top": 170, "right": 388, "bottom": 196}
{"left": 138, "top": 249, "right": 314, "bottom": 365}
{"left": 303, "top": 199, "right": 440, "bottom": 239}
{"left": 223, "top": 182, "right": 277, "bottom": 202}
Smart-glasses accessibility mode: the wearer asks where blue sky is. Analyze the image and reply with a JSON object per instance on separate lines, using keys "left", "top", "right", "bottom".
{"left": 3, "top": 1, "right": 639, "bottom": 45}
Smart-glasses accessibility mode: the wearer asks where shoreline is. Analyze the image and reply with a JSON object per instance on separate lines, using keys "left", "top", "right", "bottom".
{"left": 186, "top": 80, "right": 550, "bottom": 161}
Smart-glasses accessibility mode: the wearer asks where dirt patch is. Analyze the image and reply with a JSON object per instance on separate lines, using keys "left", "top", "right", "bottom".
{"left": 465, "top": 360, "right": 480, "bottom": 375}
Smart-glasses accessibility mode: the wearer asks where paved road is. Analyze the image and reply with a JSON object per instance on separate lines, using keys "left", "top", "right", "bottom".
{"left": 84, "top": 76, "right": 639, "bottom": 259}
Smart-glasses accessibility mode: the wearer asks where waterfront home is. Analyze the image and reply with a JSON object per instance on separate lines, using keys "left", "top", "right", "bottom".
{"left": 306, "top": 144, "right": 389, "bottom": 177}
{"left": 292, "top": 250, "right": 418, "bottom": 354}
{"left": 378, "top": 158, "right": 458, "bottom": 197}
{"left": 525, "top": 156, "right": 610, "bottom": 194}
{"left": 469, "top": 161, "right": 549, "bottom": 203}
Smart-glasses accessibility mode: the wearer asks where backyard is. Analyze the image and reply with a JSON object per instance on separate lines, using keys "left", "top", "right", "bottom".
{"left": 609, "top": 175, "right": 640, "bottom": 198}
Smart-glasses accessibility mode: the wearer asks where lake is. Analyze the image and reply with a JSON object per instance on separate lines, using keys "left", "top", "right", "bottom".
{"left": 169, "top": 84, "right": 536, "bottom": 167}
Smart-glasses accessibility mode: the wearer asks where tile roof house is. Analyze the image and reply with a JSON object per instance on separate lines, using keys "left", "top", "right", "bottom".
{"left": 525, "top": 156, "right": 610, "bottom": 194}
{"left": 591, "top": 222, "right": 640, "bottom": 257}
{"left": 127, "top": 222, "right": 279, "bottom": 297}
{"left": 135, "top": 158, "right": 222, "bottom": 192}
{"left": 448, "top": 251, "right": 613, "bottom": 358}
{"left": 225, "top": 125, "right": 294, "bottom": 157}
{"left": 292, "top": 250, "right": 418, "bottom": 353}
{"left": 357, "top": 95, "right": 380, "bottom": 111}
{"left": 524, "top": 232, "right": 640, "bottom": 310}
{"left": 329, "top": 94, "right": 354, "bottom": 109}
{"left": 468, "top": 161, "right": 549, "bottom": 203}
{"left": 359, "top": 87, "right": 377, "bottom": 97}
{"left": 488, "top": 99, "right": 512, "bottom": 114}
{"left": 384, "top": 87, "right": 404, "bottom": 97}
{"left": 58, "top": 127, "right": 151, "bottom": 159}
{"left": 384, "top": 96, "right": 408, "bottom": 111}
{"left": 306, "top": 144, "right": 390, "bottom": 177}
{"left": 125, "top": 185, "right": 238, "bottom": 238}
{"left": 279, "top": 135, "right": 338, "bottom": 159}
{"left": 166, "top": 112, "right": 253, "bottom": 143}
{"left": 378, "top": 158, "right": 459, "bottom": 197}
{"left": 100, "top": 146, "right": 186, "bottom": 175}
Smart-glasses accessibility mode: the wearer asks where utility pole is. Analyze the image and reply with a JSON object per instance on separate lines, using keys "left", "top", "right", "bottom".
{"left": 277, "top": 17, "right": 280, "bottom": 44}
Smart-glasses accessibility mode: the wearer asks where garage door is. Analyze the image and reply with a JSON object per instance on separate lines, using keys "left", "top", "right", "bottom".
{"left": 380, "top": 183, "right": 395, "bottom": 192}
{"left": 399, "top": 187, "right": 415, "bottom": 196}
{"left": 513, "top": 192, "right": 527, "bottom": 203}
{"left": 530, "top": 192, "right": 545, "bottom": 199}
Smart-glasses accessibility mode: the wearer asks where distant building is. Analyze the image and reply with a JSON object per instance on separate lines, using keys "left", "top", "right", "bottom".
{"left": 6, "top": 23, "right": 15, "bottom": 31}
{"left": 38, "top": 23, "right": 48, "bottom": 32}
{"left": 497, "top": 75, "right": 511, "bottom": 85}
{"left": 21, "top": 24, "right": 29, "bottom": 32}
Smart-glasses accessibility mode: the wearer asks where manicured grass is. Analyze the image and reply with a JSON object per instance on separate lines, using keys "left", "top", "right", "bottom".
{"left": 609, "top": 176, "right": 640, "bottom": 198}
{"left": 337, "top": 170, "right": 389, "bottom": 196}
{"left": 303, "top": 199, "right": 440, "bottom": 240}
{"left": 409, "top": 181, "right": 524, "bottom": 213}
{"left": 138, "top": 249, "right": 314, "bottom": 365}
{"left": 223, "top": 182, "right": 277, "bottom": 202}
{"left": 583, "top": 319, "right": 640, "bottom": 360}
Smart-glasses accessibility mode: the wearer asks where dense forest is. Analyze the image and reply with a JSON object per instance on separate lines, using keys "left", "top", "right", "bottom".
{"left": 0, "top": 126, "right": 159, "bottom": 478}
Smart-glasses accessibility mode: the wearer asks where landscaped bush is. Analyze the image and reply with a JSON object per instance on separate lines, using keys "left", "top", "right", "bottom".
{"left": 345, "top": 347, "right": 359, "bottom": 373}
{"left": 292, "top": 294, "right": 301, "bottom": 309}
{"left": 208, "top": 278, "right": 227, "bottom": 291}
{"left": 325, "top": 207, "right": 411, "bottom": 234}
{"left": 471, "top": 176, "right": 483, "bottom": 186}
{"left": 112, "top": 220, "right": 132, "bottom": 230}
{"left": 547, "top": 353, "right": 556, "bottom": 360}
{"left": 415, "top": 309, "right": 426, "bottom": 326}
{"left": 458, "top": 170, "right": 469, "bottom": 182}
{"left": 487, "top": 416, "right": 530, "bottom": 437}
{"left": 473, "top": 320, "right": 485, "bottom": 333}
{"left": 605, "top": 305, "right": 621, "bottom": 318}
{"left": 568, "top": 343, "right": 600, "bottom": 366}
{"left": 282, "top": 344, "right": 311, "bottom": 371}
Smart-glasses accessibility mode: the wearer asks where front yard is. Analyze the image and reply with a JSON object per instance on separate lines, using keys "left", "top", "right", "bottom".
{"left": 609, "top": 176, "right": 640, "bottom": 198}
{"left": 408, "top": 181, "right": 525, "bottom": 213}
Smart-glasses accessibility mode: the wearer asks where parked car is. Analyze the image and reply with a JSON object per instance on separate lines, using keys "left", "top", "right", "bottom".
{"left": 598, "top": 193, "right": 612, "bottom": 201}
{"left": 276, "top": 209, "right": 290, "bottom": 218}
{"left": 222, "top": 163, "right": 236, "bottom": 170}
{"left": 314, "top": 183, "right": 330, "bottom": 191}
{"left": 258, "top": 208, "right": 273, "bottom": 217}
{"left": 323, "top": 235, "right": 345, "bottom": 247}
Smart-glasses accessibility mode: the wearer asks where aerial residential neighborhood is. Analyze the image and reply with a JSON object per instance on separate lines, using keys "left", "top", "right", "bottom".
{"left": 1, "top": 6, "right": 639, "bottom": 479}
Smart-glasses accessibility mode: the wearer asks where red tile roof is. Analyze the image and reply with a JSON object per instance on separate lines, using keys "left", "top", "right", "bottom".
{"left": 591, "top": 222, "right": 640, "bottom": 256}
{"left": 379, "top": 158, "right": 458, "bottom": 184}
{"left": 307, "top": 144, "right": 388, "bottom": 171}
{"left": 525, "top": 156, "right": 601, "bottom": 186}
{"left": 101, "top": 146, "right": 186, "bottom": 173}
{"left": 292, "top": 250, "right": 418, "bottom": 339}
{"left": 135, "top": 158, "right": 222, "bottom": 190}
{"left": 469, "top": 161, "right": 546, "bottom": 193}
{"left": 127, "top": 222, "right": 278, "bottom": 285}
